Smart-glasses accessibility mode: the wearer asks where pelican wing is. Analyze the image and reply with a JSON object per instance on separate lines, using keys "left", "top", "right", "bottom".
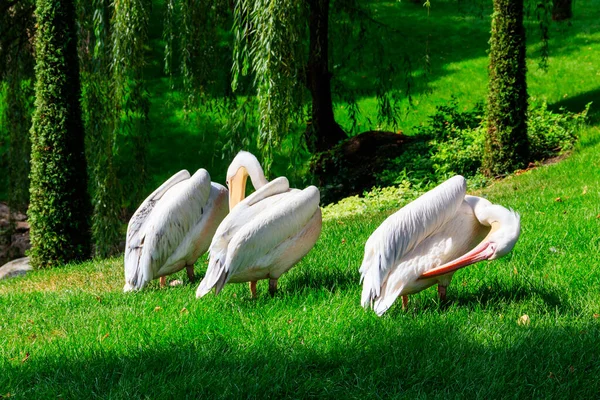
{"left": 126, "top": 170, "right": 191, "bottom": 244}
{"left": 359, "top": 175, "right": 467, "bottom": 310}
{"left": 203, "top": 177, "right": 290, "bottom": 258}
{"left": 124, "top": 169, "right": 212, "bottom": 290}
{"left": 196, "top": 183, "right": 319, "bottom": 297}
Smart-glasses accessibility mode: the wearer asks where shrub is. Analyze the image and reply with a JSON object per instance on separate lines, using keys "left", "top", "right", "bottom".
{"left": 376, "top": 99, "right": 588, "bottom": 191}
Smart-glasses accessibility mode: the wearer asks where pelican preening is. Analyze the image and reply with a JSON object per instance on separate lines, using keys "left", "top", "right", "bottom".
{"left": 123, "top": 152, "right": 520, "bottom": 316}
{"left": 124, "top": 169, "right": 228, "bottom": 291}
{"left": 196, "top": 151, "right": 322, "bottom": 298}
{"left": 359, "top": 175, "right": 520, "bottom": 316}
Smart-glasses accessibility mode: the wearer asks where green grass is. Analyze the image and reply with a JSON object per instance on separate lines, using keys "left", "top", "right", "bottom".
{"left": 2, "top": 125, "right": 599, "bottom": 398}
{"left": 335, "top": 0, "right": 600, "bottom": 134}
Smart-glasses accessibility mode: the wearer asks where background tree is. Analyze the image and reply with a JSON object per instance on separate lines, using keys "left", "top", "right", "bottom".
{"left": 28, "top": 0, "right": 92, "bottom": 267}
{"left": 306, "top": 0, "right": 347, "bottom": 153}
{"left": 484, "top": 0, "right": 530, "bottom": 177}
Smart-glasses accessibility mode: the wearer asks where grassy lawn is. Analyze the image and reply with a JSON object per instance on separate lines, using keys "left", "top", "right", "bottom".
{"left": 2, "top": 1, "right": 600, "bottom": 397}
{"left": 2, "top": 125, "right": 599, "bottom": 398}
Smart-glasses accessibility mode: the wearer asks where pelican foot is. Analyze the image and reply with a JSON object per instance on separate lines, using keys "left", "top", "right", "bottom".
{"left": 402, "top": 295, "right": 409, "bottom": 310}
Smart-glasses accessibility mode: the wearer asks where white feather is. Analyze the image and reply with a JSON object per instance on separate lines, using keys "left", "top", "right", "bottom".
{"left": 124, "top": 169, "right": 228, "bottom": 291}
{"left": 196, "top": 154, "right": 322, "bottom": 298}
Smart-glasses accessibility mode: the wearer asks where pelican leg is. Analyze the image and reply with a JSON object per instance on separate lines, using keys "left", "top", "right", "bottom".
{"left": 402, "top": 295, "right": 409, "bottom": 310}
{"left": 438, "top": 285, "right": 447, "bottom": 302}
{"left": 249, "top": 281, "right": 257, "bottom": 298}
{"left": 186, "top": 266, "right": 195, "bottom": 282}
{"left": 268, "top": 278, "right": 278, "bottom": 297}
{"left": 160, "top": 276, "right": 166, "bottom": 287}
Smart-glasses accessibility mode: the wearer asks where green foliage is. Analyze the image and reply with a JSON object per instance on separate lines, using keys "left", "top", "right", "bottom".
{"left": 484, "top": 0, "right": 530, "bottom": 177}
{"left": 112, "top": 0, "right": 151, "bottom": 207}
{"left": 28, "top": 0, "right": 92, "bottom": 268}
{"left": 76, "top": 0, "right": 122, "bottom": 258}
{"left": 232, "top": 0, "right": 307, "bottom": 170}
{"left": 417, "top": 97, "right": 484, "bottom": 140}
{"left": 5, "top": 78, "right": 34, "bottom": 215}
{"left": 322, "top": 182, "right": 419, "bottom": 220}
{"left": 527, "top": 101, "right": 589, "bottom": 159}
{"left": 377, "top": 99, "right": 587, "bottom": 190}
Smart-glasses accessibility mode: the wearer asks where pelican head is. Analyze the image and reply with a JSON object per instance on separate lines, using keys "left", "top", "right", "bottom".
{"left": 421, "top": 197, "right": 521, "bottom": 278}
{"left": 226, "top": 151, "right": 268, "bottom": 210}
{"left": 481, "top": 205, "right": 521, "bottom": 260}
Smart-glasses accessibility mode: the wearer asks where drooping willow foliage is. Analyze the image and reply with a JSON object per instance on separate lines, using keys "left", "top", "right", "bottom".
{"left": 232, "top": 0, "right": 308, "bottom": 170}
{"left": 112, "top": 0, "right": 151, "bottom": 208}
{"left": 5, "top": 75, "right": 34, "bottom": 217}
{"left": 0, "top": 0, "right": 35, "bottom": 218}
{"left": 329, "top": 0, "right": 409, "bottom": 134}
{"left": 77, "top": 0, "right": 122, "bottom": 257}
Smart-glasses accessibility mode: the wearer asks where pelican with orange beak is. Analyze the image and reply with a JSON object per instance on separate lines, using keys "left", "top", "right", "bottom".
{"left": 360, "top": 175, "right": 520, "bottom": 315}
{"left": 196, "top": 151, "right": 322, "bottom": 298}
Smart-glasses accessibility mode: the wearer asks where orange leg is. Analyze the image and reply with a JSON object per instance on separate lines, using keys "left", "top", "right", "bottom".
{"left": 186, "top": 266, "right": 195, "bottom": 282}
{"left": 269, "top": 278, "right": 278, "bottom": 297}
{"left": 160, "top": 276, "right": 166, "bottom": 287}
{"left": 402, "top": 295, "right": 409, "bottom": 310}
{"left": 249, "top": 281, "right": 257, "bottom": 298}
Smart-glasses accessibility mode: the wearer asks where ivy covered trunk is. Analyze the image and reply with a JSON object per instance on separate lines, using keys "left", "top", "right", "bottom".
{"left": 552, "top": 0, "right": 572, "bottom": 21}
{"left": 306, "top": 0, "right": 347, "bottom": 153}
{"left": 28, "top": 0, "right": 92, "bottom": 267}
{"left": 484, "top": 0, "right": 530, "bottom": 177}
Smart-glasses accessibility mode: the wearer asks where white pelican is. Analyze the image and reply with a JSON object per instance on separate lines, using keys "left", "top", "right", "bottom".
{"left": 124, "top": 169, "right": 228, "bottom": 291}
{"left": 196, "top": 151, "right": 322, "bottom": 298}
{"left": 360, "top": 175, "right": 520, "bottom": 315}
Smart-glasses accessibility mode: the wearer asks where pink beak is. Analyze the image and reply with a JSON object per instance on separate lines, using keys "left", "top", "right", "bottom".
{"left": 419, "top": 240, "right": 496, "bottom": 279}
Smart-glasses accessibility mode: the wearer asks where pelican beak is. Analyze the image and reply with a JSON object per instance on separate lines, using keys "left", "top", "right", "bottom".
{"left": 229, "top": 167, "right": 248, "bottom": 210}
{"left": 419, "top": 222, "right": 500, "bottom": 279}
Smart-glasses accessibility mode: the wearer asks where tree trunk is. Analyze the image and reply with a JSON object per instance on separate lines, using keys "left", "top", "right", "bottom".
{"left": 306, "top": 0, "right": 347, "bottom": 153}
{"left": 484, "top": 0, "right": 530, "bottom": 177}
{"left": 552, "top": 0, "right": 572, "bottom": 21}
{"left": 28, "top": 0, "right": 92, "bottom": 267}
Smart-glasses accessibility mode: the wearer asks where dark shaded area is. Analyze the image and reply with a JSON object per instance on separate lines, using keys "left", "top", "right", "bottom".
{"left": 453, "top": 277, "right": 569, "bottom": 312}
{"left": 311, "top": 131, "right": 427, "bottom": 204}
{"left": 3, "top": 318, "right": 599, "bottom": 397}
{"left": 549, "top": 89, "right": 600, "bottom": 124}
{"left": 552, "top": 0, "right": 572, "bottom": 21}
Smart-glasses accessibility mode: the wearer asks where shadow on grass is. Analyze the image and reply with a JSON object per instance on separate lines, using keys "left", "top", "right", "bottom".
{"left": 451, "top": 277, "right": 570, "bottom": 312}
{"left": 4, "top": 317, "right": 599, "bottom": 397}
{"left": 549, "top": 88, "right": 600, "bottom": 124}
